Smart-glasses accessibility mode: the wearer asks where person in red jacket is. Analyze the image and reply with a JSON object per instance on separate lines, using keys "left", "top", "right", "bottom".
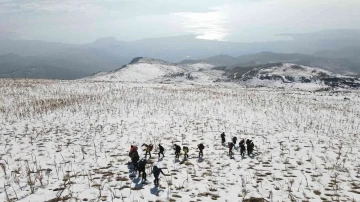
{"left": 129, "top": 145, "right": 138, "bottom": 157}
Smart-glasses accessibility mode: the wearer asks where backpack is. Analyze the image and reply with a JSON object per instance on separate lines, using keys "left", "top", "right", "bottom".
{"left": 129, "top": 146, "right": 138, "bottom": 156}
{"left": 183, "top": 147, "right": 189, "bottom": 153}
{"left": 138, "top": 159, "right": 146, "bottom": 168}
{"left": 132, "top": 152, "right": 139, "bottom": 162}
{"left": 198, "top": 144, "right": 204, "bottom": 150}
{"left": 159, "top": 145, "right": 164, "bottom": 152}
{"left": 149, "top": 144, "right": 153, "bottom": 151}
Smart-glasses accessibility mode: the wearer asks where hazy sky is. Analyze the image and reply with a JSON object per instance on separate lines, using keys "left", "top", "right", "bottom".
{"left": 0, "top": 0, "right": 359, "bottom": 43}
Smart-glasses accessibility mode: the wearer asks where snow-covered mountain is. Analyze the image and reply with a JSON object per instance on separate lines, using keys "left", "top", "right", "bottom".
{"left": 88, "top": 57, "right": 227, "bottom": 84}
{"left": 241, "top": 63, "right": 336, "bottom": 82}
{"left": 89, "top": 57, "right": 184, "bottom": 82}
{"left": 229, "top": 63, "right": 360, "bottom": 89}
{"left": 88, "top": 58, "right": 360, "bottom": 89}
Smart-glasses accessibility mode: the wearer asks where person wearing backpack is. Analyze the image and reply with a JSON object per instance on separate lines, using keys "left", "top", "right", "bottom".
{"left": 173, "top": 144, "right": 181, "bottom": 159}
{"left": 152, "top": 165, "right": 167, "bottom": 186}
{"left": 228, "top": 142, "right": 234, "bottom": 156}
{"left": 221, "top": 132, "right": 226, "bottom": 145}
{"left": 131, "top": 150, "right": 140, "bottom": 171}
{"left": 239, "top": 139, "right": 246, "bottom": 157}
{"left": 138, "top": 158, "right": 147, "bottom": 182}
{"left": 198, "top": 143, "right": 204, "bottom": 158}
{"left": 183, "top": 146, "right": 189, "bottom": 159}
{"left": 142, "top": 144, "right": 153, "bottom": 158}
{"left": 232, "top": 136, "right": 237, "bottom": 145}
{"left": 249, "top": 141, "right": 255, "bottom": 155}
{"left": 158, "top": 144, "right": 165, "bottom": 158}
{"left": 129, "top": 145, "right": 138, "bottom": 157}
{"left": 246, "top": 139, "right": 253, "bottom": 155}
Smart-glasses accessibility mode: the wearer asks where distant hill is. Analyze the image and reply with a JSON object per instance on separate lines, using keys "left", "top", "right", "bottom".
{"left": 228, "top": 63, "right": 360, "bottom": 89}
{"left": 89, "top": 57, "right": 184, "bottom": 82}
{"left": 180, "top": 52, "right": 360, "bottom": 76}
{"left": 0, "top": 49, "right": 131, "bottom": 80}
{"left": 87, "top": 57, "right": 225, "bottom": 84}
{"left": 314, "top": 46, "right": 360, "bottom": 61}
{"left": 0, "top": 66, "right": 85, "bottom": 80}
{"left": 88, "top": 57, "right": 360, "bottom": 89}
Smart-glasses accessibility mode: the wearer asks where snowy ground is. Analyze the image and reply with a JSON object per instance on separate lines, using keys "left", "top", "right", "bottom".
{"left": 0, "top": 79, "right": 360, "bottom": 202}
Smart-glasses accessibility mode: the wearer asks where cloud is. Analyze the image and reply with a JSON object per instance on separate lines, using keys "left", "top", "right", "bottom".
{"left": 0, "top": 0, "right": 359, "bottom": 43}
{"left": 0, "top": 0, "right": 102, "bottom": 14}
{"left": 214, "top": 0, "right": 360, "bottom": 42}
{"left": 176, "top": 11, "right": 229, "bottom": 41}
{"left": 0, "top": 0, "right": 240, "bottom": 15}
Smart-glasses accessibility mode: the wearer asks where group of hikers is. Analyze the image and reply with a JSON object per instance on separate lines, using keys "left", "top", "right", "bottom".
{"left": 172, "top": 143, "right": 204, "bottom": 159}
{"left": 128, "top": 132, "right": 255, "bottom": 185}
{"left": 221, "top": 132, "right": 255, "bottom": 157}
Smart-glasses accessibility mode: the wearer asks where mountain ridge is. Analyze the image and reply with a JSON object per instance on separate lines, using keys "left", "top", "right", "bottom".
{"left": 1, "top": 29, "right": 360, "bottom": 80}
{"left": 88, "top": 57, "right": 360, "bottom": 89}
{"left": 179, "top": 51, "right": 360, "bottom": 76}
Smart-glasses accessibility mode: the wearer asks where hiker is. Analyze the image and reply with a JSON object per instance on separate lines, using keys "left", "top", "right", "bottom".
{"left": 239, "top": 139, "right": 246, "bottom": 157}
{"left": 246, "top": 139, "right": 253, "bottom": 155}
{"left": 249, "top": 141, "right": 255, "bottom": 155}
{"left": 142, "top": 144, "right": 153, "bottom": 158}
{"left": 232, "top": 136, "right": 237, "bottom": 145}
{"left": 152, "top": 165, "right": 167, "bottom": 186}
{"left": 198, "top": 143, "right": 204, "bottom": 158}
{"left": 221, "top": 132, "right": 226, "bottom": 144}
{"left": 131, "top": 150, "right": 140, "bottom": 171}
{"left": 183, "top": 146, "right": 189, "bottom": 159}
{"left": 129, "top": 145, "right": 138, "bottom": 157}
{"left": 138, "top": 158, "right": 147, "bottom": 182}
{"left": 228, "top": 142, "right": 234, "bottom": 156}
{"left": 158, "top": 144, "right": 165, "bottom": 158}
{"left": 173, "top": 144, "right": 181, "bottom": 158}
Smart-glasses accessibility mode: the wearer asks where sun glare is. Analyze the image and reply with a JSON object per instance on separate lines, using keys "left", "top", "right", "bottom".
{"left": 177, "top": 11, "right": 229, "bottom": 41}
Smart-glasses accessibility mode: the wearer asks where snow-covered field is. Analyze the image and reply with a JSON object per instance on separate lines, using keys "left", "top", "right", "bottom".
{"left": 1, "top": 78, "right": 360, "bottom": 202}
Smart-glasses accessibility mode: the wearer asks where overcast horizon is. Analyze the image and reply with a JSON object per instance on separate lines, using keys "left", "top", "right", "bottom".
{"left": 0, "top": 0, "right": 359, "bottom": 44}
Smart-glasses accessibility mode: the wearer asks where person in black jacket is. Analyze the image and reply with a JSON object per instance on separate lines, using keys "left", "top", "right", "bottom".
{"left": 228, "top": 142, "right": 234, "bottom": 156}
{"left": 198, "top": 143, "right": 204, "bottom": 158}
{"left": 221, "top": 132, "right": 226, "bottom": 144}
{"left": 131, "top": 150, "right": 139, "bottom": 171}
{"left": 249, "top": 141, "right": 255, "bottom": 155}
{"left": 138, "top": 159, "right": 147, "bottom": 182}
{"left": 246, "top": 139, "right": 253, "bottom": 155}
{"left": 239, "top": 139, "right": 246, "bottom": 157}
{"left": 232, "top": 136, "right": 237, "bottom": 145}
{"left": 158, "top": 144, "right": 165, "bottom": 158}
{"left": 174, "top": 144, "right": 181, "bottom": 158}
{"left": 152, "top": 165, "right": 167, "bottom": 186}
